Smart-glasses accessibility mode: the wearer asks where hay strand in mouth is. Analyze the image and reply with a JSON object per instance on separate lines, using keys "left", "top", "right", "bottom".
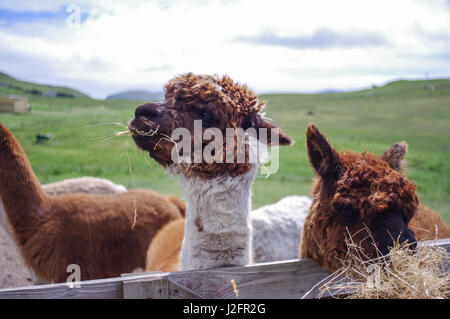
{"left": 153, "top": 132, "right": 177, "bottom": 149}
{"left": 127, "top": 123, "right": 180, "bottom": 160}
{"left": 81, "top": 122, "right": 131, "bottom": 163}
{"left": 123, "top": 139, "right": 134, "bottom": 188}
{"left": 123, "top": 138, "right": 138, "bottom": 230}
{"left": 115, "top": 130, "right": 131, "bottom": 137}
{"left": 81, "top": 134, "right": 118, "bottom": 163}
{"left": 138, "top": 148, "right": 153, "bottom": 168}
{"left": 154, "top": 133, "right": 182, "bottom": 164}
{"left": 84, "top": 121, "right": 156, "bottom": 230}
{"left": 84, "top": 121, "right": 129, "bottom": 129}
{"left": 128, "top": 123, "right": 160, "bottom": 137}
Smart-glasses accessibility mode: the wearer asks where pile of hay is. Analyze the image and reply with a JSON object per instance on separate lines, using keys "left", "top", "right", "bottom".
{"left": 316, "top": 239, "right": 449, "bottom": 299}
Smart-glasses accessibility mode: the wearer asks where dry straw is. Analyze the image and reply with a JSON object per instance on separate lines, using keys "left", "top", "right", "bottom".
{"left": 86, "top": 122, "right": 169, "bottom": 230}
{"left": 126, "top": 123, "right": 179, "bottom": 155}
{"left": 313, "top": 232, "right": 449, "bottom": 299}
{"left": 231, "top": 279, "right": 239, "bottom": 298}
{"left": 116, "top": 124, "right": 179, "bottom": 228}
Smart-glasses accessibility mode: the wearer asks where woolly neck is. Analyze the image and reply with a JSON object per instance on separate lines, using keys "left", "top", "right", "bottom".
{"left": 177, "top": 166, "right": 258, "bottom": 270}
{"left": 0, "top": 125, "right": 47, "bottom": 234}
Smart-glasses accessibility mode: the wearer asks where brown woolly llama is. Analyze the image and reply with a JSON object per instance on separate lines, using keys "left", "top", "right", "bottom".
{"left": 129, "top": 73, "right": 293, "bottom": 271}
{"left": 0, "top": 123, "right": 185, "bottom": 283}
{"left": 300, "top": 124, "right": 450, "bottom": 272}
{"left": 0, "top": 176, "right": 127, "bottom": 239}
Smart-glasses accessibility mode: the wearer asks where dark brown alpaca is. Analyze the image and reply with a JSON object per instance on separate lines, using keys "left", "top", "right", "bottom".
{"left": 0, "top": 123, "right": 184, "bottom": 283}
{"left": 300, "top": 124, "right": 450, "bottom": 272}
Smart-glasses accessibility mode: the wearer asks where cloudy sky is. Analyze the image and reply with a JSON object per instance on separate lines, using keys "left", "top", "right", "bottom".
{"left": 0, "top": 0, "right": 449, "bottom": 99}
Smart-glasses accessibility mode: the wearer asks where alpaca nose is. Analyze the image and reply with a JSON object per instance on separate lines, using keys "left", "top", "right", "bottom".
{"left": 135, "top": 103, "right": 161, "bottom": 119}
{"left": 376, "top": 230, "right": 416, "bottom": 256}
{"left": 370, "top": 210, "right": 417, "bottom": 256}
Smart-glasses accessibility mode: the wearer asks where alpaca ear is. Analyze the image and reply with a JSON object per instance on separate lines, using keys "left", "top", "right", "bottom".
{"left": 381, "top": 141, "right": 408, "bottom": 171}
{"left": 306, "top": 124, "right": 340, "bottom": 180}
{"left": 255, "top": 118, "right": 294, "bottom": 146}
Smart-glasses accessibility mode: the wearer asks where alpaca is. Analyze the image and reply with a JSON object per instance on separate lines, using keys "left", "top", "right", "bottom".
{"left": 0, "top": 176, "right": 127, "bottom": 238}
{"left": 0, "top": 123, "right": 185, "bottom": 282}
{"left": 42, "top": 176, "right": 127, "bottom": 195}
{"left": 145, "top": 195, "right": 311, "bottom": 271}
{"left": 129, "top": 73, "right": 293, "bottom": 271}
{"left": 300, "top": 124, "right": 450, "bottom": 271}
{"left": 251, "top": 195, "right": 311, "bottom": 263}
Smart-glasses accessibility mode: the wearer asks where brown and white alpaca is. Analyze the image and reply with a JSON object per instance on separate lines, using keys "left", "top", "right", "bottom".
{"left": 129, "top": 73, "right": 293, "bottom": 271}
{"left": 0, "top": 176, "right": 127, "bottom": 238}
{"left": 0, "top": 123, "right": 185, "bottom": 282}
{"left": 300, "top": 124, "right": 450, "bottom": 271}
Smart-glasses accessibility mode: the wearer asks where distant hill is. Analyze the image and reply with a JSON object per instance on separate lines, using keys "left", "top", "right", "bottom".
{"left": 105, "top": 90, "right": 164, "bottom": 101}
{"left": 349, "top": 78, "right": 450, "bottom": 98}
{"left": 1, "top": 70, "right": 448, "bottom": 103}
{"left": 316, "top": 88, "right": 342, "bottom": 94}
{"left": 0, "top": 71, "right": 90, "bottom": 99}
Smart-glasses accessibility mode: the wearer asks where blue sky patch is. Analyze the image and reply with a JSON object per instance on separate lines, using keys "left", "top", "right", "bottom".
{"left": 0, "top": 6, "right": 88, "bottom": 27}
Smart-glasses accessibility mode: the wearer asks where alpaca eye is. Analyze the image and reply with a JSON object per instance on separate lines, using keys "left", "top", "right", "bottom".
{"left": 200, "top": 110, "right": 215, "bottom": 122}
{"left": 338, "top": 205, "right": 360, "bottom": 226}
{"left": 241, "top": 117, "right": 253, "bottom": 129}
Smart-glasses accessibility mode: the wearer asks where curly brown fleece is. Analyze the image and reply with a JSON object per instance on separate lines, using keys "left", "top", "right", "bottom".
{"left": 300, "top": 124, "right": 450, "bottom": 272}
{"left": 130, "top": 73, "right": 293, "bottom": 179}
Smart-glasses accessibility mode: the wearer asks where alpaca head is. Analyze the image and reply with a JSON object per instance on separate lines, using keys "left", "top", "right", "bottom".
{"left": 129, "top": 73, "right": 292, "bottom": 178}
{"left": 305, "top": 124, "right": 418, "bottom": 260}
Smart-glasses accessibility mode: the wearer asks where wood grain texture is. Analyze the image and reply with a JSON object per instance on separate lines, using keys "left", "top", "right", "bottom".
{"left": 0, "top": 238, "right": 448, "bottom": 299}
{"left": 0, "top": 276, "right": 123, "bottom": 299}
{"left": 168, "top": 258, "right": 331, "bottom": 299}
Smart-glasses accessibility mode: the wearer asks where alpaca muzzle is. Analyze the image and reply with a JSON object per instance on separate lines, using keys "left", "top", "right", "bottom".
{"left": 129, "top": 112, "right": 175, "bottom": 167}
{"left": 370, "top": 210, "right": 417, "bottom": 256}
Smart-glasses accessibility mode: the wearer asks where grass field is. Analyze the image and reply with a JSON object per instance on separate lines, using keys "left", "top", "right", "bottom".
{"left": 0, "top": 78, "right": 449, "bottom": 223}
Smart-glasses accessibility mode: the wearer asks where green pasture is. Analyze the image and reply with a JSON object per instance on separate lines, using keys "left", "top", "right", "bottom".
{"left": 0, "top": 79, "right": 448, "bottom": 223}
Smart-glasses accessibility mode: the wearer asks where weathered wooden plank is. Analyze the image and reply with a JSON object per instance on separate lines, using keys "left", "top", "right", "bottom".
{"left": 123, "top": 275, "right": 169, "bottom": 299}
{"left": 168, "top": 258, "right": 331, "bottom": 299}
{"left": 0, "top": 238, "right": 448, "bottom": 299}
{"left": 0, "top": 276, "right": 124, "bottom": 299}
{"left": 109, "top": 237, "right": 450, "bottom": 299}
{"left": 419, "top": 237, "right": 450, "bottom": 251}
{"left": 122, "top": 259, "right": 330, "bottom": 299}
{"left": 122, "top": 272, "right": 171, "bottom": 299}
{"left": 419, "top": 237, "right": 450, "bottom": 272}
{"left": 123, "top": 272, "right": 205, "bottom": 299}
{"left": 167, "top": 279, "right": 205, "bottom": 299}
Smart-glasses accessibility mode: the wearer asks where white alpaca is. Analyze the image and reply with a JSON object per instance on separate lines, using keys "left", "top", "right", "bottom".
{"left": 251, "top": 195, "right": 312, "bottom": 263}
{"left": 0, "top": 176, "right": 127, "bottom": 238}
{"left": 42, "top": 176, "right": 126, "bottom": 195}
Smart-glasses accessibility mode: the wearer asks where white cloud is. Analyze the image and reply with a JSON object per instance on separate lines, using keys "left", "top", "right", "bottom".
{"left": 0, "top": 0, "right": 449, "bottom": 98}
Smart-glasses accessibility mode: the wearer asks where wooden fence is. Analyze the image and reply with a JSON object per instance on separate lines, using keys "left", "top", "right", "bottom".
{"left": 0, "top": 238, "right": 448, "bottom": 299}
